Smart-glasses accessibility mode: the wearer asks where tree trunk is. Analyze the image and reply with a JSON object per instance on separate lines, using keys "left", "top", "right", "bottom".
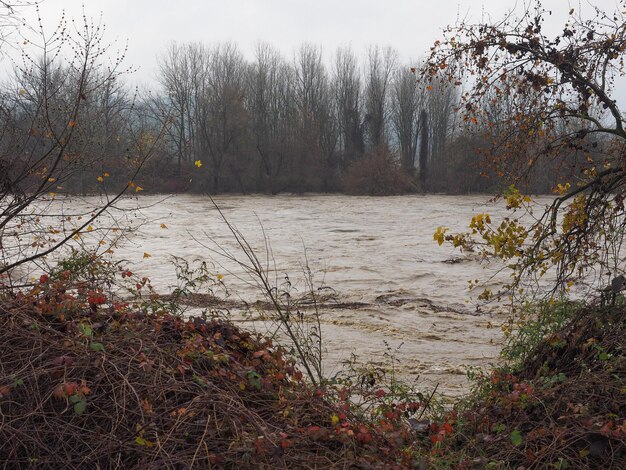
{"left": 419, "top": 109, "right": 429, "bottom": 191}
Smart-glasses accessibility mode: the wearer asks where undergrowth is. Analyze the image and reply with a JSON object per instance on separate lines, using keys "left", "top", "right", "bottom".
{"left": 501, "top": 299, "right": 584, "bottom": 369}
{"left": 0, "top": 253, "right": 440, "bottom": 469}
{"left": 0, "top": 252, "right": 624, "bottom": 468}
{"left": 436, "top": 300, "right": 626, "bottom": 469}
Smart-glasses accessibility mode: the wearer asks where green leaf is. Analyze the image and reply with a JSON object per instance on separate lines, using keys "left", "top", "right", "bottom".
{"left": 134, "top": 436, "right": 154, "bottom": 447}
{"left": 192, "top": 374, "right": 207, "bottom": 388}
{"left": 12, "top": 378, "right": 24, "bottom": 387}
{"left": 69, "top": 394, "right": 80, "bottom": 404}
{"left": 491, "top": 423, "right": 506, "bottom": 434}
{"left": 89, "top": 342, "right": 105, "bottom": 352}
{"left": 247, "top": 371, "right": 262, "bottom": 391}
{"left": 510, "top": 429, "right": 523, "bottom": 446}
{"left": 79, "top": 323, "right": 93, "bottom": 337}
{"left": 556, "top": 457, "right": 570, "bottom": 469}
{"left": 73, "top": 398, "right": 87, "bottom": 415}
{"left": 598, "top": 351, "right": 609, "bottom": 361}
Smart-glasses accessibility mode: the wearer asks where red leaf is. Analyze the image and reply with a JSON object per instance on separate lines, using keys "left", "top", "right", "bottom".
{"left": 52, "top": 355, "right": 74, "bottom": 367}
{"left": 53, "top": 384, "right": 66, "bottom": 399}
{"left": 599, "top": 422, "right": 614, "bottom": 436}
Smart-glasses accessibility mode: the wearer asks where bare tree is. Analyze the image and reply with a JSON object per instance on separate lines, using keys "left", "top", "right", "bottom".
{"left": 292, "top": 44, "right": 334, "bottom": 190}
{"left": 246, "top": 43, "right": 295, "bottom": 193}
{"left": 0, "top": 11, "right": 161, "bottom": 281}
{"left": 418, "top": 109, "right": 429, "bottom": 189}
{"left": 199, "top": 42, "right": 248, "bottom": 192}
{"left": 157, "top": 42, "right": 198, "bottom": 173}
{"left": 391, "top": 65, "right": 425, "bottom": 173}
{"left": 333, "top": 46, "right": 364, "bottom": 166}
{"left": 0, "top": 1, "right": 34, "bottom": 52}
{"left": 425, "top": 79, "right": 456, "bottom": 185}
{"left": 364, "top": 46, "right": 397, "bottom": 150}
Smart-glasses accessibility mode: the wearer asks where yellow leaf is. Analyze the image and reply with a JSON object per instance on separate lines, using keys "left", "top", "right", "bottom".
{"left": 103, "top": 172, "right": 110, "bottom": 177}
{"left": 129, "top": 181, "right": 135, "bottom": 188}
{"left": 217, "top": 274, "right": 224, "bottom": 280}
{"left": 143, "top": 252, "right": 151, "bottom": 259}
{"left": 331, "top": 414, "right": 340, "bottom": 425}
{"left": 160, "top": 223, "right": 168, "bottom": 229}
{"left": 97, "top": 176, "right": 104, "bottom": 182}
{"left": 68, "top": 120, "right": 77, "bottom": 128}
{"left": 194, "top": 160, "right": 202, "bottom": 168}
{"left": 47, "top": 177, "right": 56, "bottom": 182}
{"left": 134, "top": 436, "right": 154, "bottom": 447}
{"left": 141, "top": 398, "right": 153, "bottom": 414}
{"left": 433, "top": 226, "right": 448, "bottom": 246}
{"left": 86, "top": 225, "right": 94, "bottom": 232}
{"left": 18, "top": 89, "right": 26, "bottom": 96}
{"left": 135, "top": 186, "right": 143, "bottom": 192}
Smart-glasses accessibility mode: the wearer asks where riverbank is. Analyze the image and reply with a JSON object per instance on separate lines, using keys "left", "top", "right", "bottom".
{"left": 0, "top": 270, "right": 430, "bottom": 468}
{"left": 1, "top": 260, "right": 624, "bottom": 468}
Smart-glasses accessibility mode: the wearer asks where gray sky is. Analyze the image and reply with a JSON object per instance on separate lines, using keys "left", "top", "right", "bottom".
{"left": 12, "top": 0, "right": 623, "bottom": 87}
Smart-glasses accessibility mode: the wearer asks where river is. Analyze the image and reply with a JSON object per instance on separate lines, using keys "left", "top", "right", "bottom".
{"left": 24, "top": 194, "right": 549, "bottom": 397}
{"left": 101, "top": 193, "right": 530, "bottom": 398}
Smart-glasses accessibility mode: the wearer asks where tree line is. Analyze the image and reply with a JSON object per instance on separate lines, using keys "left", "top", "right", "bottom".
{"left": 148, "top": 42, "right": 452, "bottom": 194}
{"left": 2, "top": 39, "right": 604, "bottom": 196}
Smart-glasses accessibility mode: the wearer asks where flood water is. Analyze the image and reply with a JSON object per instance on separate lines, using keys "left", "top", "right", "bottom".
{"left": 34, "top": 194, "right": 554, "bottom": 397}
{"left": 101, "top": 193, "right": 532, "bottom": 398}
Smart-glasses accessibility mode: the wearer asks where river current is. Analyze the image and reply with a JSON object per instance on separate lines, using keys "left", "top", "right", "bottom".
{"left": 30, "top": 194, "right": 557, "bottom": 397}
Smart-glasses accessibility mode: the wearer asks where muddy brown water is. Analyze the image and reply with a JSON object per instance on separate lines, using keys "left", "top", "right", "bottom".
{"left": 27, "top": 194, "right": 560, "bottom": 397}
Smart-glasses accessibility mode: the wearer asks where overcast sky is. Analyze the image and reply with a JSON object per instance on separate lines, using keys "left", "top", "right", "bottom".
{"left": 10, "top": 0, "right": 623, "bottom": 87}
